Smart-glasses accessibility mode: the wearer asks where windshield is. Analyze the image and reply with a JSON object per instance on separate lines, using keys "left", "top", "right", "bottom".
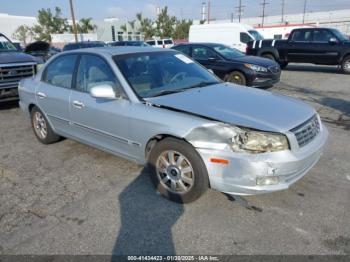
{"left": 212, "top": 44, "right": 245, "bottom": 59}
{"left": 248, "top": 30, "right": 264, "bottom": 40}
{"left": 0, "top": 36, "right": 17, "bottom": 52}
{"left": 330, "top": 29, "right": 348, "bottom": 41}
{"left": 114, "top": 51, "right": 220, "bottom": 98}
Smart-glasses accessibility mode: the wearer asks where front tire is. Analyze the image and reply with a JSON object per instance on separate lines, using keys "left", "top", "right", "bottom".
{"left": 341, "top": 55, "right": 350, "bottom": 74}
{"left": 261, "top": 53, "right": 276, "bottom": 61}
{"left": 148, "top": 138, "right": 209, "bottom": 203}
{"left": 224, "top": 71, "right": 247, "bottom": 86}
{"left": 31, "top": 106, "right": 60, "bottom": 144}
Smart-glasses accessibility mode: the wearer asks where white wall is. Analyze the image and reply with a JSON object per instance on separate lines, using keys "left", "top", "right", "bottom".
{"left": 0, "top": 13, "right": 36, "bottom": 41}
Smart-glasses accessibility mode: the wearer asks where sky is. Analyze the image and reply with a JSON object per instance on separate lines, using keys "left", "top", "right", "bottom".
{"left": 0, "top": 0, "right": 349, "bottom": 21}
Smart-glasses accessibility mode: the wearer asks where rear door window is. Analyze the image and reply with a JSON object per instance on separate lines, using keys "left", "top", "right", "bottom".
{"left": 173, "top": 45, "right": 191, "bottom": 56}
{"left": 43, "top": 55, "right": 78, "bottom": 89}
{"left": 291, "top": 30, "right": 312, "bottom": 42}
{"left": 192, "top": 46, "right": 220, "bottom": 60}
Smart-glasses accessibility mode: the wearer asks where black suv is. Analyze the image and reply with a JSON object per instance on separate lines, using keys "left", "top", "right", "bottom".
{"left": 246, "top": 28, "right": 350, "bottom": 73}
{"left": 0, "top": 33, "right": 38, "bottom": 102}
{"left": 172, "top": 43, "right": 280, "bottom": 87}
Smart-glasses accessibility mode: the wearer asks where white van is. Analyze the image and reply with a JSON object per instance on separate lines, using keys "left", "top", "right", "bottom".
{"left": 255, "top": 24, "right": 316, "bottom": 40}
{"left": 189, "top": 23, "right": 263, "bottom": 52}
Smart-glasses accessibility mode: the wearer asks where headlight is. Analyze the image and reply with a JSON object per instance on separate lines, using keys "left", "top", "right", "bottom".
{"left": 234, "top": 129, "right": 289, "bottom": 153}
{"left": 186, "top": 123, "right": 289, "bottom": 153}
{"left": 244, "top": 64, "right": 268, "bottom": 72}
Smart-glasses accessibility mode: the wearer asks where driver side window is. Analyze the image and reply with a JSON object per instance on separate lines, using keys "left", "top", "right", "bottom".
{"left": 76, "top": 55, "right": 122, "bottom": 93}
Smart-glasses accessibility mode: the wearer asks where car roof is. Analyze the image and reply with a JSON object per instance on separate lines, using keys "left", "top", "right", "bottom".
{"left": 173, "top": 43, "right": 223, "bottom": 47}
{"left": 63, "top": 46, "right": 175, "bottom": 56}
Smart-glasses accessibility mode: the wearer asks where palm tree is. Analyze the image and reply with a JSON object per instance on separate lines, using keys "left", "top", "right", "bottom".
{"left": 77, "top": 18, "right": 97, "bottom": 33}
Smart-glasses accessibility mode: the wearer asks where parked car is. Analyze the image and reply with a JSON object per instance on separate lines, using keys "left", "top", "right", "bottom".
{"left": 145, "top": 38, "right": 174, "bottom": 48}
{"left": 0, "top": 33, "right": 38, "bottom": 102}
{"left": 63, "top": 41, "right": 106, "bottom": 51}
{"left": 189, "top": 23, "right": 264, "bottom": 53}
{"left": 246, "top": 27, "right": 350, "bottom": 73}
{"left": 108, "top": 41, "right": 150, "bottom": 47}
{"left": 172, "top": 43, "right": 281, "bottom": 87}
{"left": 19, "top": 47, "right": 328, "bottom": 203}
{"left": 24, "top": 41, "right": 61, "bottom": 62}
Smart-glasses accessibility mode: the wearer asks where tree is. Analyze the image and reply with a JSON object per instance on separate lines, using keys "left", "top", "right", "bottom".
{"left": 136, "top": 13, "right": 156, "bottom": 40}
{"left": 76, "top": 18, "right": 97, "bottom": 33}
{"left": 32, "top": 7, "right": 68, "bottom": 42}
{"left": 12, "top": 25, "right": 34, "bottom": 45}
{"left": 155, "top": 7, "right": 176, "bottom": 38}
{"left": 120, "top": 23, "right": 127, "bottom": 33}
{"left": 173, "top": 19, "right": 193, "bottom": 40}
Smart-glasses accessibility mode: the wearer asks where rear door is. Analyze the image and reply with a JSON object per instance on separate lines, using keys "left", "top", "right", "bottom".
{"left": 287, "top": 30, "right": 314, "bottom": 63}
{"left": 69, "top": 54, "right": 134, "bottom": 158}
{"left": 311, "top": 29, "right": 340, "bottom": 64}
{"left": 36, "top": 54, "right": 78, "bottom": 136}
{"left": 191, "top": 45, "right": 226, "bottom": 78}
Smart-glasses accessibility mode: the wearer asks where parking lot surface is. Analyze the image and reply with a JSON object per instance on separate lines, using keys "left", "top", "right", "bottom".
{"left": 0, "top": 64, "right": 349, "bottom": 255}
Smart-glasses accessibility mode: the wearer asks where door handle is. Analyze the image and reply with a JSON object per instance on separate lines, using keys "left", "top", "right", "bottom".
{"left": 37, "top": 92, "right": 47, "bottom": 99}
{"left": 73, "top": 100, "right": 85, "bottom": 109}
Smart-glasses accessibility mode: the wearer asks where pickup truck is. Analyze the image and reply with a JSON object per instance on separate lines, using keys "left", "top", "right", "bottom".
{"left": 246, "top": 28, "right": 350, "bottom": 74}
{"left": 0, "top": 33, "right": 38, "bottom": 102}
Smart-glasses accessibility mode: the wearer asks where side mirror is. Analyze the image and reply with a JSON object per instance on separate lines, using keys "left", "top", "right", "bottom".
{"left": 329, "top": 38, "right": 338, "bottom": 45}
{"left": 90, "top": 84, "right": 117, "bottom": 100}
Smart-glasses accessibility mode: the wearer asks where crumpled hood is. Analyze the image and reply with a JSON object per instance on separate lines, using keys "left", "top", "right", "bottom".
{"left": 146, "top": 83, "right": 316, "bottom": 132}
{"left": 0, "top": 51, "right": 37, "bottom": 64}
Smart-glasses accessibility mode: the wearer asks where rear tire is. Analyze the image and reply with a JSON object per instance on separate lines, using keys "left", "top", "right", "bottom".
{"left": 261, "top": 53, "right": 276, "bottom": 61}
{"left": 341, "top": 55, "right": 350, "bottom": 74}
{"left": 31, "top": 106, "right": 60, "bottom": 144}
{"left": 224, "top": 71, "right": 247, "bottom": 86}
{"left": 148, "top": 138, "right": 209, "bottom": 203}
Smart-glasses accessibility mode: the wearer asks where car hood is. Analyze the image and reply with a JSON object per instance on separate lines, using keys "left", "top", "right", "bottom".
{"left": 230, "top": 55, "right": 278, "bottom": 67}
{"left": 0, "top": 51, "right": 37, "bottom": 64}
{"left": 146, "top": 83, "right": 315, "bottom": 132}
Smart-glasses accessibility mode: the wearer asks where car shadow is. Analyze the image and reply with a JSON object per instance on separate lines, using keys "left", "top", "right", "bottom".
{"left": 283, "top": 64, "right": 343, "bottom": 74}
{"left": 0, "top": 100, "right": 19, "bottom": 110}
{"left": 111, "top": 167, "right": 184, "bottom": 259}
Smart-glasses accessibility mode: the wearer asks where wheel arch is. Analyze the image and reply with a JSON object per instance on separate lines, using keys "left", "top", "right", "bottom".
{"left": 258, "top": 48, "right": 280, "bottom": 60}
{"left": 145, "top": 133, "right": 190, "bottom": 160}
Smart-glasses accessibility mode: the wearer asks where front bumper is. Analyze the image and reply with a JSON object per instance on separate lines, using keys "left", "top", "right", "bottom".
{"left": 196, "top": 124, "right": 328, "bottom": 195}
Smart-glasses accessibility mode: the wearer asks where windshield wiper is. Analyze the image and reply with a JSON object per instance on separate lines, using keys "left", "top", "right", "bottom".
{"left": 150, "top": 81, "right": 220, "bottom": 98}
{"left": 184, "top": 81, "right": 219, "bottom": 90}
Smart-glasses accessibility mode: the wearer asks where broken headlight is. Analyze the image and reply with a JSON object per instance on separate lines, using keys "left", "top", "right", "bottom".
{"left": 186, "top": 123, "right": 289, "bottom": 153}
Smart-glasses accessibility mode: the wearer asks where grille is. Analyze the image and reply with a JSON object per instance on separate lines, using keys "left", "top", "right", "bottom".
{"left": 0, "top": 63, "right": 36, "bottom": 87}
{"left": 291, "top": 115, "right": 320, "bottom": 147}
{"left": 268, "top": 65, "right": 280, "bottom": 74}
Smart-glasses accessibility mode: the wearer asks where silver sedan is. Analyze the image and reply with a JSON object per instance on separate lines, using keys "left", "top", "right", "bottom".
{"left": 18, "top": 47, "right": 328, "bottom": 203}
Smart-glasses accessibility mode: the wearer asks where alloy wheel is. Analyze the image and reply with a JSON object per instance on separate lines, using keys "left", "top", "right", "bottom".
{"left": 33, "top": 111, "right": 48, "bottom": 139}
{"left": 156, "top": 150, "right": 195, "bottom": 194}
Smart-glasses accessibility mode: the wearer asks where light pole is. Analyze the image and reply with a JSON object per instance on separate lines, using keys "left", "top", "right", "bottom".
{"left": 69, "top": 0, "right": 78, "bottom": 43}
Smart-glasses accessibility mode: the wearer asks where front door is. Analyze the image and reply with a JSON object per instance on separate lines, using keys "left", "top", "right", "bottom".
{"left": 69, "top": 54, "right": 135, "bottom": 159}
{"left": 311, "top": 29, "right": 340, "bottom": 64}
{"left": 36, "top": 54, "right": 78, "bottom": 136}
{"left": 287, "top": 30, "right": 314, "bottom": 63}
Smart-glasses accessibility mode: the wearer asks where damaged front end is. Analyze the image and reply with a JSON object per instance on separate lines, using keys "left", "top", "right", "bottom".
{"left": 185, "top": 123, "right": 290, "bottom": 154}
